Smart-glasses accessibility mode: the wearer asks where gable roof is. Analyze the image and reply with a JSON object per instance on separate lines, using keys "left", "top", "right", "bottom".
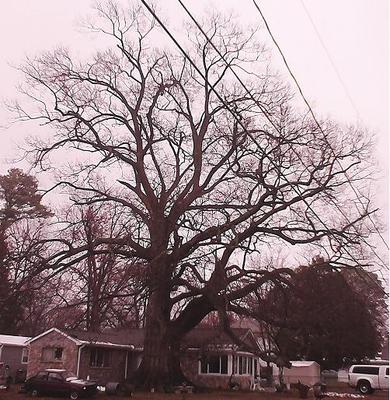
{"left": 0, "top": 334, "right": 30, "bottom": 347}
{"left": 67, "top": 328, "right": 144, "bottom": 349}
{"left": 183, "top": 327, "right": 259, "bottom": 352}
{"left": 26, "top": 328, "right": 82, "bottom": 345}
{"left": 28, "top": 326, "right": 259, "bottom": 353}
{"left": 27, "top": 327, "right": 143, "bottom": 349}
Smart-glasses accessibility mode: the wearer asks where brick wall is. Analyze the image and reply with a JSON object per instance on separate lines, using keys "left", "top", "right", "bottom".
{"left": 27, "top": 331, "right": 78, "bottom": 378}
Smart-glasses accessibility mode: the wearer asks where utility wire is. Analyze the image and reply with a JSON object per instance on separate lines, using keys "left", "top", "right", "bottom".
{"left": 139, "top": 0, "right": 388, "bottom": 296}
{"left": 299, "top": 0, "right": 361, "bottom": 121}
{"left": 251, "top": 0, "right": 389, "bottom": 252}
{"left": 249, "top": 0, "right": 389, "bottom": 290}
{"left": 299, "top": 0, "right": 388, "bottom": 251}
{"left": 175, "top": 0, "right": 389, "bottom": 281}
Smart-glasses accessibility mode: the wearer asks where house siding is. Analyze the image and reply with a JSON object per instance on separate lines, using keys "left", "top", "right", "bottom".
{"left": 0, "top": 345, "right": 27, "bottom": 379}
{"left": 78, "top": 346, "right": 128, "bottom": 385}
{"left": 27, "top": 331, "right": 78, "bottom": 378}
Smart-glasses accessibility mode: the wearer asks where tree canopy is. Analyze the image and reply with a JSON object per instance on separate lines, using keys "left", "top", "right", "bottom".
{"left": 12, "top": 2, "right": 379, "bottom": 388}
{"left": 0, "top": 168, "right": 51, "bottom": 334}
{"left": 256, "top": 258, "right": 384, "bottom": 369}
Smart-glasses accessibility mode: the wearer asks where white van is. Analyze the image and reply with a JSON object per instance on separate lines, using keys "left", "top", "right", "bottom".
{"left": 348, "top": 364, "right": 389, "bottom": 394}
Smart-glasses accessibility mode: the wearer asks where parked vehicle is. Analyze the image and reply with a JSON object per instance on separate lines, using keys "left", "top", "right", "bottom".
{"left": 22, "top": 369, "right": 97, "bottom": 399}
{"left": 348, "top": 364, "right": 389, "bottom": 394}
{"left": 321, "top": 369, "right": 338, "bottom": 379}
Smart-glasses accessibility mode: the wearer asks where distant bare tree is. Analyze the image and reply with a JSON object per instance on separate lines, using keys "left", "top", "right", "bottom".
{"left": 13, "top": 2, "right": 377, "bottom": 388}
{"left": 61, "top": 204, "right": 148, "bottom": 331}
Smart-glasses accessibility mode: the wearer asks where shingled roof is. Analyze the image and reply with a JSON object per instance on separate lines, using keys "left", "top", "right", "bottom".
{"left": 183, "top": 327, "right": 258, "bottom": 352}
{"left": 67, "top": 328, "right": 145, "bottom": 349}
{"left": 0, "top": 334, "right": 31, "bottom": 347}
{"left": 65, "top": 326, "right": 258, "bottom": 352}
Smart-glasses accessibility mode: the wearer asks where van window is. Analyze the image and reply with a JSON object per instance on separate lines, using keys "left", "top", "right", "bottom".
{"left": 352, "top": 366, "right": 379, "bottom": 375}
{"left": 386, "top": 368, "right": 389, "bottom": 376}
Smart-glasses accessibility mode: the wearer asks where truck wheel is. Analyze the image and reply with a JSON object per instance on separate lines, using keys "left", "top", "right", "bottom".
{"left": 30, "top": 389, "right": 39, "bottom": 397}
{"left": 357, "top": 380, "right": 372, "bottom": 394}
{"left": 70, "top": 391, "right": 79, "bottom": 400}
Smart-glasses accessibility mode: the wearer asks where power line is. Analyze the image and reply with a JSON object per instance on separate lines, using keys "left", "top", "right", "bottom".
{"left": 251, "top": 0, "right": 389, "bottom": 253}
{"left": 298, "top": 0, "right": 389, "bottom": 253}
{"left": 247, "top": 0, "right": 388, "bottom": 288}
{"left": 147, "top": 0, "right": 389, "bottom": 293}
{"left": 174, "top": 0, "right": 389, "bottom": 279}
{"left": 139, "top": 0, "right": 388, "bottom": 296}
{"left": 299, "top": 0, "right": 361, "bottom": 121}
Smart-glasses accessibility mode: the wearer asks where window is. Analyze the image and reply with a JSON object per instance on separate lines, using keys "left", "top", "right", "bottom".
{"left": 239, "top": 356, "right": 247, "bottom": 375}
{"left": 386, "top": 368, "right": 389, "bottom": 376}
{"left": 234, "top": 355, "right": 254, "bottom": 375}
{"left": 90, "top": 347, "right": 111, "bottom": 368}
{"left": 42, "top": 347, "right": 63, "bottom": 362}
{"left": 352, "top": 367, "right": 379, "bottom": 375}
{"left": 200, "top": 355, "right": 228, "bottom": 375}
{"left": 21, "top": 347, "right": 29, "bottom": 364}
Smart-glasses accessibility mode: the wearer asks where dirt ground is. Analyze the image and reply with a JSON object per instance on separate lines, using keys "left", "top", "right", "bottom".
{"left": 0, "top": 383, "right": 387, "bottom": 400}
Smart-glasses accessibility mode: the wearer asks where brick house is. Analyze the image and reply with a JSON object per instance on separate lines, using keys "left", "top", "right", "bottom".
{"left": 26, "top": 327, "right": 260, "bottom": 389}
{"left": 181, "top": 327, "right": 261, "bottom": 389}
{"left": 26, "top": 328, "right": 143, "bottom": 384}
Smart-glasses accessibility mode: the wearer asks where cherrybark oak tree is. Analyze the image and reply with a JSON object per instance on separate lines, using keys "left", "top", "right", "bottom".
{"left": 14, "top": 3, "right": 376, "bottom": 388}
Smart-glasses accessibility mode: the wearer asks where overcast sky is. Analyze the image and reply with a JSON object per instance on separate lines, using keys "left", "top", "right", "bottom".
{"left": 0, "top": 0, "right": 387, "bottom": 163}
{"left": 0, "top": 1, "right": 388, "bottom": 261}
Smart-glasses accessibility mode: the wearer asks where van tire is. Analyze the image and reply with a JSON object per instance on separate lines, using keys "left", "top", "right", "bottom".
{"left": 30, "top": 389, "right": 39, "bottom": 397}
{"left": 357, "top": 380, "right": 373, "bottom": 394}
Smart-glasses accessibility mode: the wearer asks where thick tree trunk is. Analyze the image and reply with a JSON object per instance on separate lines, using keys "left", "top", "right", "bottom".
{"left": 131, "top": 257, "right": 187, "bottom": 390}
{"left": 133, "top": 289, "right": 186, "bottom": 390}
{"left": 131, "top": 253, "right": 215, "bottom": 390}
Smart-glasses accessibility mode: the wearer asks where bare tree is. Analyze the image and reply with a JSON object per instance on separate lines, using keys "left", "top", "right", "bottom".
{"left": 13, "top": 3, "right": 377, "bottom": 388}
{"left": 62, "top": 203, "right": 148, "bottom": 331}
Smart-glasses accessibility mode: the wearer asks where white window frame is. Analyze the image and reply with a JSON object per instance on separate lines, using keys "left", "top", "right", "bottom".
{"left": 233, "top": 354, "right": 255, "bottom": 376}
{"left": 21, "top": 347, "right": 29, "bottom": 364}
{"left": 198, "top": 354, "right": 229, "bottom": 375}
